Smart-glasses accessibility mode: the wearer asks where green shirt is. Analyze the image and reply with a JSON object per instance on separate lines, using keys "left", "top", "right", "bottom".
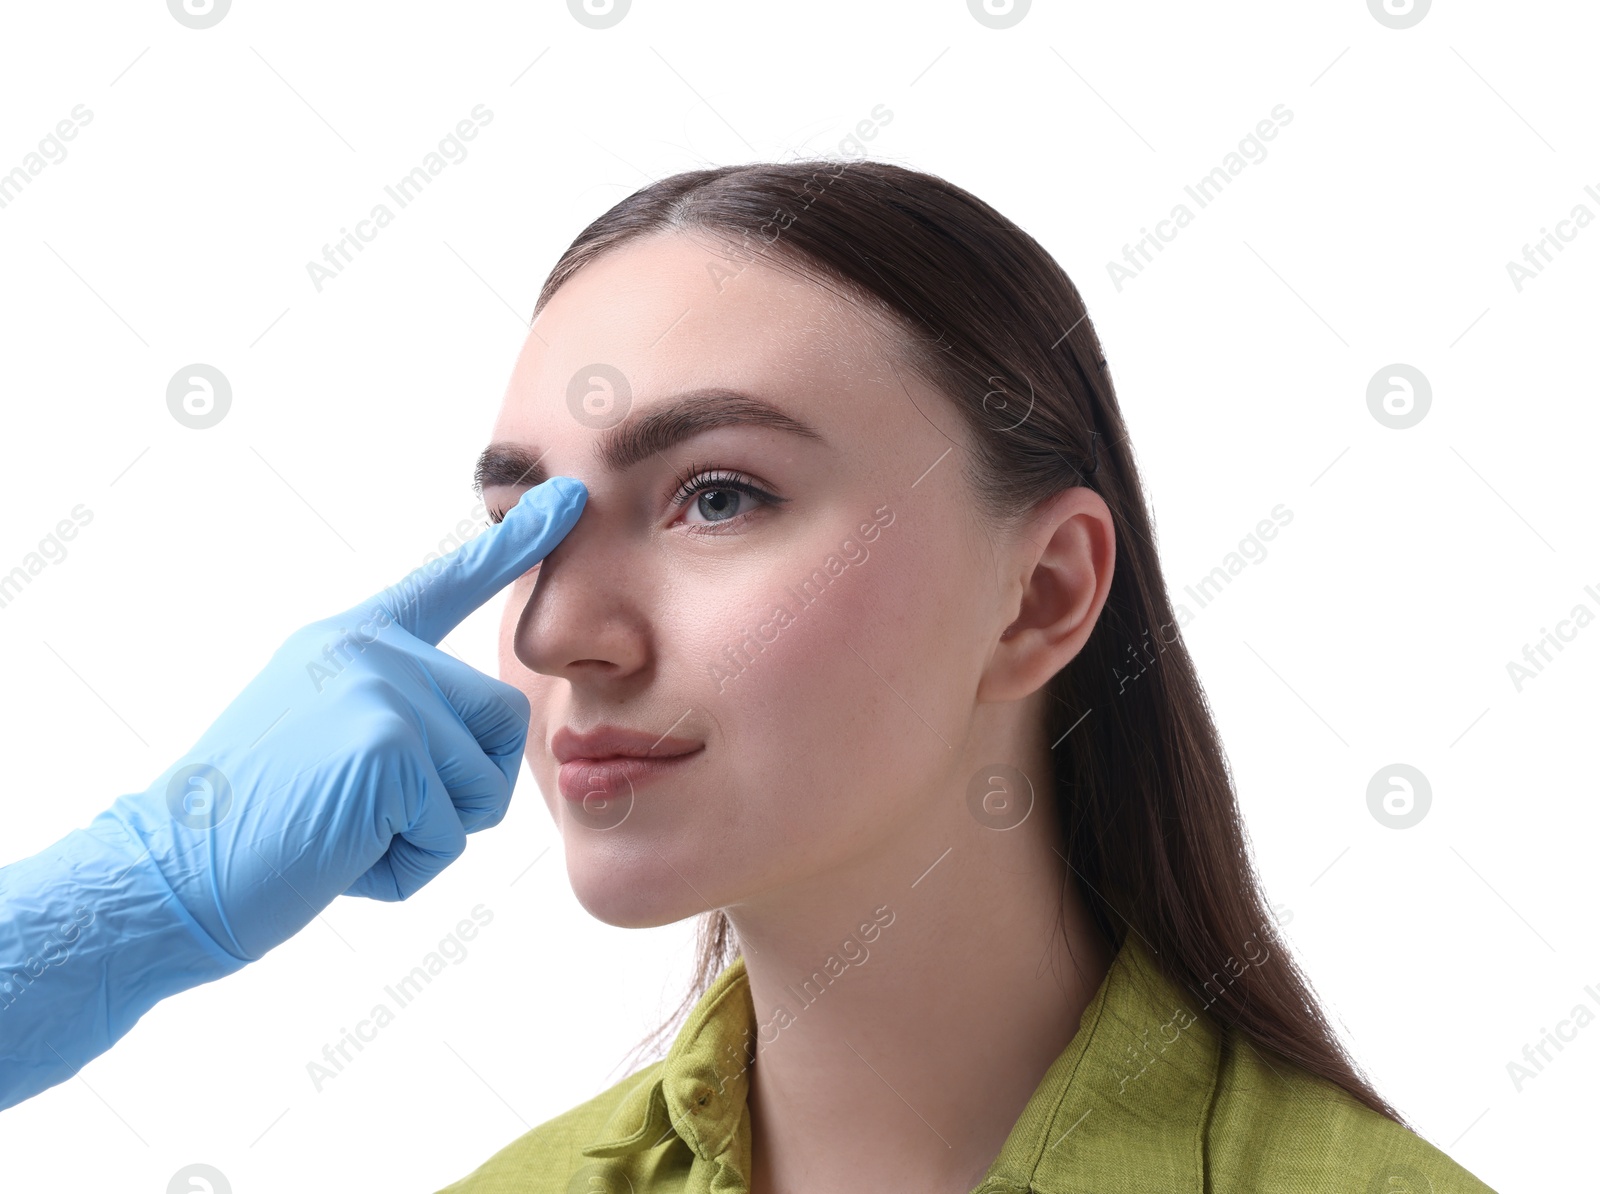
{"left": 436, "top": 937, "right": 1496, "bottom": 1192}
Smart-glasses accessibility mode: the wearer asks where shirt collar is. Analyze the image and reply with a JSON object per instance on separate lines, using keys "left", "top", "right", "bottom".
{"left": 580, "top": 937, "right": 1216, "bottom": 1194}
{"left": 976, "top": 935, "right": 1217, "bottom": 1192}
{"left": 580, "top": 952, "right": 757, "bottom": 1181}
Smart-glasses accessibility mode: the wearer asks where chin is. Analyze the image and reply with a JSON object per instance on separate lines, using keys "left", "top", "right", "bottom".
{"left": 564, "top": 848, "right": 706, "bottom": 930}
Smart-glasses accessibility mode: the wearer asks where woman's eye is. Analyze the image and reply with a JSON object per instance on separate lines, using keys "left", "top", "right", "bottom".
{"left": 685, "top": 485, "right": 754, "bottom": 525}
{"left": 671, "top": 468, "right": 782, "bottom": 535}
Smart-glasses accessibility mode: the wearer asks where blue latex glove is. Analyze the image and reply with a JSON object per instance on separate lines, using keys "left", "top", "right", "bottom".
{"left": 0, "top": 476, "right": 585, "bottom": 1110}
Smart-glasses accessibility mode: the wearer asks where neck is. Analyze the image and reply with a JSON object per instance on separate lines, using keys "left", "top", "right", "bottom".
{"left": 729, "top": 742, "right": 1113, "bottom": 1193}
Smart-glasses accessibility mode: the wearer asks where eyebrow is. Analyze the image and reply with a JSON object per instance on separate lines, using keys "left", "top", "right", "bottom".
{"left": 472, "top": 387, "right": 826, "bottom": 495}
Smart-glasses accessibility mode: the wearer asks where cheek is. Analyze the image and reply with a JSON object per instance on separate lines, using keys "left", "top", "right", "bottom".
{"left": 685, "top": 514, "right": 972, "bottom": 833}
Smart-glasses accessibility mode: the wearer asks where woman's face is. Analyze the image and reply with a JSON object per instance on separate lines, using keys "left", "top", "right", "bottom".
{"left": 486, "top": 230, "right": 1025, "bottom": 929}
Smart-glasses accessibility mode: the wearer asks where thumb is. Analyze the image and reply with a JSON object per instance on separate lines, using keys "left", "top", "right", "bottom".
{"left": 359, "top": 476, "right": 586, "bottom": 647}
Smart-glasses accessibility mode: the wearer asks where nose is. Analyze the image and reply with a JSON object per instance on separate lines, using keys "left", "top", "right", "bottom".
{"left": 511, "top": 500, "right": 651, "bottom": 687}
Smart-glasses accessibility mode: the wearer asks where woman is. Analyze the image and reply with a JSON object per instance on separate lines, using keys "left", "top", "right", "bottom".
{"left": 442, "top": 160, "right": 1493, "bottom": 1193}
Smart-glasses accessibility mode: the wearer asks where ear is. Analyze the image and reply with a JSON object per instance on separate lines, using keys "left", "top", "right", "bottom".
{"left": 978, "top": 487, "right": 1116, "bottom": 704}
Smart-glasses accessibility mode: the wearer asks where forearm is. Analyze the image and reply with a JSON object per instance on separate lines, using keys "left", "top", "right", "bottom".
{"left": 0, "top": 814, "right": 246, "bottom": 1111}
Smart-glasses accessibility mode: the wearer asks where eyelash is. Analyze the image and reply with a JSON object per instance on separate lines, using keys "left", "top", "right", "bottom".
{"left": 485, "top": 465, "right": 783, "bottom": 533}
{"left": 669, "top": 461, "right": 783, "bottom": 536}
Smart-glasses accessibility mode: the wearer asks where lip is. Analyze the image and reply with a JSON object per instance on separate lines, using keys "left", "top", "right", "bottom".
{"left": 551, "top": 724, "right": 704, "bottom": 805}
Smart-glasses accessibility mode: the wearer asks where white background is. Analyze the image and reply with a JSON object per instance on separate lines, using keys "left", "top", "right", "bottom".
{"left": 0, "top": 2, "right": 1594, "bottom": 1191}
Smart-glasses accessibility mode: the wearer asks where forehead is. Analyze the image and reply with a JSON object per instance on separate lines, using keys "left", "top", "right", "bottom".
{"left": 493, "top": 231, "right": 912, "bottom": 445}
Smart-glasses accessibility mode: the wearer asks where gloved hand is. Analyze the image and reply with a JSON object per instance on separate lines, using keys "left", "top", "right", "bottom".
{"left": 105, "top": 474, "right": 586, "bottom": 960}
{"left": 0, "top": 476, "right": 584, "bottom": 1108}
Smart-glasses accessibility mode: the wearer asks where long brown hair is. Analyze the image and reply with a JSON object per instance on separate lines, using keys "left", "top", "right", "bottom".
{"left": 530, "top": 158, "right": 1401, "bottom": 1125}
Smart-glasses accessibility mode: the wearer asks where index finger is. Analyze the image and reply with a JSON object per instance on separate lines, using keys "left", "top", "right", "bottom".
{"left": 369, "top": 476, "right": 587, "bottom": 646}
